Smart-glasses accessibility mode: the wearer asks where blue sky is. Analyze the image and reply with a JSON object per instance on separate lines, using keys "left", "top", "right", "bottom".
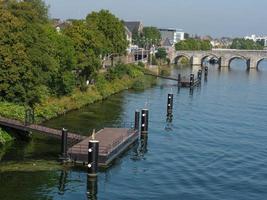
{"left": 44, "top": 0, "right": 267, "bottom": 38}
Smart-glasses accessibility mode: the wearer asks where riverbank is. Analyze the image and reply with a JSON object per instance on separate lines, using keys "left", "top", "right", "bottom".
{"left": 0, "top": 65, "right": 156, "bottom": 124}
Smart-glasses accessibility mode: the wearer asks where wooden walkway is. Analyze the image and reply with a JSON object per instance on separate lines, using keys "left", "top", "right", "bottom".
{"left": 68, "top": 128, "right": 139, "bottom": 167}
{"left": 144, "top": 72, "right": 200, "bottom": 87}
{"left": 0, "top": 116, "right": 86, "bottom": 144}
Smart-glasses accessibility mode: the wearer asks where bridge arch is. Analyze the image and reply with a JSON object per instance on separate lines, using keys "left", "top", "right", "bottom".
{"left": 228, "top": 55, "right": 249, "bottom": 69}
{"left": 174, "top": 54, "right": 191, "bottom": 64}
{"left": 256, "top": 58, "right": 267, "bottom": 70}
{"left": 200, "top": 54, "right": 219, "bottom": 66}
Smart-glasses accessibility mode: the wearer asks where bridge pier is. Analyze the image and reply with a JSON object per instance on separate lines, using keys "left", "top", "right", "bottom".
{"left": 219, "top": 57, "right": 229, "bottom": 67}
{"left": 247, "top": 58, "right": 257, "bottom": 69}
{"left": 191, "top": 56, "right": 201, "bottom": 66}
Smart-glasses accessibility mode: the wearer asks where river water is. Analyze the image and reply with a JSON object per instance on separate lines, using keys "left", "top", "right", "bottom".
{"left": 1, "top": 60, "right": 267, "bottom": 200}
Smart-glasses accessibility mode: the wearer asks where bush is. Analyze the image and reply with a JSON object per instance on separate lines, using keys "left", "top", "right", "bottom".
{"left": 0, "top": 64, "right": 151, "bottom": 123}
{"left": 138, "top": 61, "right": 145, "bottom": 68}
{"left": 0, "top": 102, "right": 25, "bottom": 121}
{"left": 0, "top": 128, "right": 13, "bottom": 145}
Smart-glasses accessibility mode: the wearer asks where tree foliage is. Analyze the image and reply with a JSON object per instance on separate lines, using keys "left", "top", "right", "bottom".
{"left": 63, "top": 20, "right": 104, "bottom": 83}
{"left": 86, "top": 10, "right": 128, "bottom": 55}
{"left": 133, "top": 26, "right": 161, "bottom": 48}
{"left": 155, "top": 48, "right": 167, "bottom": 60}
{"left": 230, "top": 38, "right": 264, "bottom": 50}
{"left": 175, "top": 38, "right": 212, "bottom": 51}
{"left": 0, "top": 2, "right": 129, "bottom": 106}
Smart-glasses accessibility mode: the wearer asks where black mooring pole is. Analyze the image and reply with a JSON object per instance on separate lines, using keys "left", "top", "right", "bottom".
{"left": 167, "top": 94, "right": 174, "bottom": 117}
{"left": 61, "top": 128, "right": 68, "bottom": 160}
{"left": 141, "top": 109, "right": 149, "bottom": 134}
{"left": 88, "top": 139, "right": 99, "bottom": 177}
{"left": 197, "top": 69, "right": 202, "bottom": 81}
{"left": 204, "top": 66, "right": 208, "bottom": 77}
{"left": 178, "top": 73, "right": 181, "bottom": 86}
{"left": 134, "top": 110, "right": 140, "bottom": 131}
{"left": 190, "top": 74, "right": 194, "bottom": 88}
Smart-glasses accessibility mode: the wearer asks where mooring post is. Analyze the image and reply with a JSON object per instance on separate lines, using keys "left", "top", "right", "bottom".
{"left": 134, "top": 110, "right": 140, "bottom": 131}
{"left": 140, "top": 133, "right": 148, "bottom": 154}
{"left": 141, "top": 109, "right": 149, "bottom": 134}
{"left": 88, "top": 139, "right": 99, "bottom": 177}
{"left": 167, "top": 94, "right": 174, "bottom": 117}
{"left": 190, "top": 74, "right": 194, "bottom": 88}
{"left": 197, "top": 69, "right": 202, "bottom": 81}
{"left": 61, "top": 128, "right": 68, "bottom": 160}
{"left": 178, "top": 73, "right": 181, "bottom": 86}
{"left": 204, "top": 66, "right": 208, "bottom": 77}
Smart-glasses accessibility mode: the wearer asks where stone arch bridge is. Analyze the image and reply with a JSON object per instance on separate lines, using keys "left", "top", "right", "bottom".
{"left": 171, "top": 49, "right": 267, "bottom": 69}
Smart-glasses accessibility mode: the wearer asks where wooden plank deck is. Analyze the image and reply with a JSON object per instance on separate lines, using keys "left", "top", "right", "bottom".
{"left": 68, "top": 128, "right": 139, "bottom": 167}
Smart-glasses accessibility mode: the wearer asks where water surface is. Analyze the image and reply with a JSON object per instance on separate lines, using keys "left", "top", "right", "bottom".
{"left": 1, "top": 61, "right": 267, "bottom": 200}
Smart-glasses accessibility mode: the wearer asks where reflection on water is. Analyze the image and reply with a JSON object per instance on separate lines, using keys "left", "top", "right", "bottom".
{"left": 58, "top": 170, "right": 68, "bottom": 195}
{"left": 1, "top": 60, "right": 267, "bottom": 200}
{"left": 87, "top": 176, "right": 98, "bottom": 200}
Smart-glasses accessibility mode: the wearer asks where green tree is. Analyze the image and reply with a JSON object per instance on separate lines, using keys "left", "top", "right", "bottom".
{"left": 134, "top": 27, "right": 161, "bottom": 48}
{"left": 155, "top": 48, "right": 168, "bottom": 65}
{"left": 86, "top": 10, "right": 128, "bottom": 55}
{"left": 63, "top": 20, "right": 104, "bottom": 86}
{"left": 175, "top": 38, "right": 212, "bottom": 51}
{"left": 0, "top": 1, "right": 51, "bottom": 105}
{"left": 0, "top": 0, "right": 77, "bottom": 105}
{"left": 155, "top": 48, "right": 167, "bottom": 59}
{"left": 230, "top": 38, "right": 263, "bottom": 50}
{"left": 44, "top": 26, "right": 77, "bottom": 96}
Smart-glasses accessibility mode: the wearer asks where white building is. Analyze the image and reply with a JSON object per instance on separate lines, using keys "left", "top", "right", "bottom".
{"left": 159, "top": 28, "right": 185, "bottom": 47}
{"left": 244, "top": 34, "right": 267, "bottom": 46}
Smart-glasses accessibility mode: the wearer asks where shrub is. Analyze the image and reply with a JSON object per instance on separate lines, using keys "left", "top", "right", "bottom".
{"left": 0, "top": 128, "right": 13, "bottom": 145}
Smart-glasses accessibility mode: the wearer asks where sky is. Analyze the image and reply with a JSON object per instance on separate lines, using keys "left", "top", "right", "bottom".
{"left": 44, "top": 0, "right": 267, "bottom": 38}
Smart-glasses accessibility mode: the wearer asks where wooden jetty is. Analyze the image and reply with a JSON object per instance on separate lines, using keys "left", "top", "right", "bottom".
{"left": 144, "top": 72, "right": 200, "bottom": 87}
{"left": 68, "top": 128, "right": 139, "bottom": 167}
{"left": 0, "top": 116, "right": 140, "bottom": 167}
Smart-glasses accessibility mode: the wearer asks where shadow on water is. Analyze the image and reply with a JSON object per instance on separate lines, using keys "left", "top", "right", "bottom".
{"left": 43, "top": 92, "right": 129, "bottom": 135}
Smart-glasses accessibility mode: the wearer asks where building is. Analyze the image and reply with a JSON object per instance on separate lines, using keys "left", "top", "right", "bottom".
{"left": 158, "top": 28, "right": 185, "bottom": 47}
{"left": 124, "top": 26, "right": 132, "bottom": 53}
{"left": 52, "top": 18, "right": 71, "bottom": 32}
{"left": 244, "top": 34, "right": 267, "bottom": 46}
{"left": 124, "top": 21, "right": 144, "bottom": 35}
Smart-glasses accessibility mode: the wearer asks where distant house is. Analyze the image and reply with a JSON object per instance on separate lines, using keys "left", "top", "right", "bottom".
{"left": 51, "top": 18, "right": 71, "bottom": 32}
{"left": 159, "top": 28, "right": 185, "bottom": 46}
{"left": 124, "top": 21, "right": 144, "bottom": 35}
{"left": 124, "top": 26, "right": 132, "bottom": 53}
{"left": 162, "top": 38, "right": 173, "bottom": 47}
{"left": 52, "top": 18, "right": 61, "bottom": 26}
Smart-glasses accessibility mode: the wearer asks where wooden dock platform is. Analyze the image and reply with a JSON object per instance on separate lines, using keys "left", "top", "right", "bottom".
{"left": 68, "top": 128, "right": 139, "bottom": 167}
{"left": 0, "top": 116, "right": 140, "bottom": 168}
